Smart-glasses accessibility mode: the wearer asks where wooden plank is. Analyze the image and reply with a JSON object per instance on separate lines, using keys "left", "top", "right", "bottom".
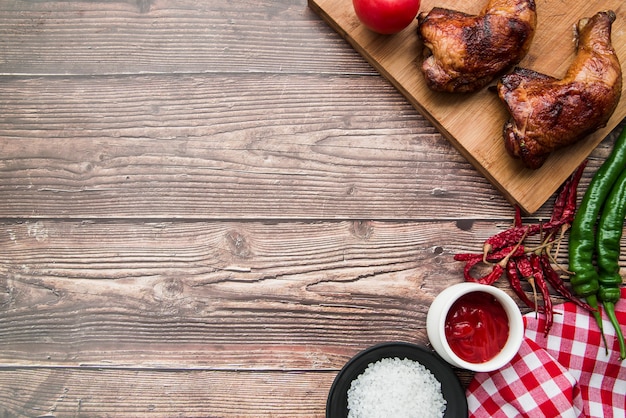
{"left": 0, "top": 0, "right": 372, "bottom": 76}
{"left": 308, "top": 0, "right": 626, "bottom": 213}
{"left": 3, "top": 75, "right": 621, "bottom": 221}
{"left": 0, "top": 73, "right": 529, "bottom": 220}
{"left": 0, "top": 368, "right": 332, "bottom": 417}
{"left": 0, "top": 218, "right": 571, "bottom": 368}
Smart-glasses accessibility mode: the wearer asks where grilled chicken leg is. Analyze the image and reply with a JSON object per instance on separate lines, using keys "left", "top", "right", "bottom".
{"left": 417, "top": 0, "right": 537, "bottom": 93}
{"left": 497, "top": 11, "right": 622, "bottom": 169}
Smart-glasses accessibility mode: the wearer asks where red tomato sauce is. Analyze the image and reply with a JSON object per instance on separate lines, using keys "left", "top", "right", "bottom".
{"left": 444, "top": 291, "right": 510, "bottom": 363}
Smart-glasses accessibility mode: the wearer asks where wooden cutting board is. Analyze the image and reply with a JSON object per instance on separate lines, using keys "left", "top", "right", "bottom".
{"left": 309, "top": 0, "right": 626, "bottom": 213}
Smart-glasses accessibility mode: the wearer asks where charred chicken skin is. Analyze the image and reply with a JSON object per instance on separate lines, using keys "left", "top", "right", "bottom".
{"left": 417, "top": 0, "right": 537, "bottom": 93}
{"left": 497, "top": 11, "right": 622, "bottom": 169}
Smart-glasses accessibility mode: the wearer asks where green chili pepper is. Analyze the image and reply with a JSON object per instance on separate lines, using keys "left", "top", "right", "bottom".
{"left": 596, "top": 168, "right": 626, "bottom": 359}
{"left": 569, "top": 125, "right": 626, "bottom": 340}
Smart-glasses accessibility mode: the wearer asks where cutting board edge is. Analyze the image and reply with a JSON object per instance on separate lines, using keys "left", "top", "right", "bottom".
{"left": 308, "top": 0, "right": 626, "bottom": 214}
{"left": 308, "top": 0, "right": 547, "bottom": 212}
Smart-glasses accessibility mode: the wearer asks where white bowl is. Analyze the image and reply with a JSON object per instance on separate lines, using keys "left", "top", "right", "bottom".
{"left": 427, "top": 282, "right": 524, "bottom": 372}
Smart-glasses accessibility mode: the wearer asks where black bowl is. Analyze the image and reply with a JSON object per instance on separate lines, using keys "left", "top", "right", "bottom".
{"left": 326, "top": 342, "right": 468, "bottom": 418}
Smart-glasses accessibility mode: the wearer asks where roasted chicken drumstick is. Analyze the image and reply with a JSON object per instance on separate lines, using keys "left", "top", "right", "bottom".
{"left": 417, "top": 0, "right": 537, "bottom": 93}
{"left": 497, "top": 11, "right": 622, "bottom": 169}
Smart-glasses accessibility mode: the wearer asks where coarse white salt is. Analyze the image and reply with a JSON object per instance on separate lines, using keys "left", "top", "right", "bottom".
{"left": 346, "top": 357, "right": 447, "bottom": 418}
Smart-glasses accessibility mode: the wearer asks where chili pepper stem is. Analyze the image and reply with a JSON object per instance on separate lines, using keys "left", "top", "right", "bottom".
{"left": 528, "top": 235, "right": 562, "bottom": 258}
{"left": 546, "top": 249, "right": 574, "bottom": 275}
{"left": 527, "top": 277, "right": 539, "bottom": 313}
{"left": 498, "top": 236, "right": 525, "bottom": 267}
{"left": 603, "top": 301, "right": 626, "bottom": 360}
{"left": 586, "top": 293, "right": 608, "bottom": 354}
{"left": 514, "top": 205, "right": 523, "bottom": 228}
{"left": 542, "top": 234, "right": 573, "bottom": 275}
{"left": 482, "top": 244, "right": 492, "bottom": 263}
{"left": 553, "top": 224, "right": 569, "bottom": 259}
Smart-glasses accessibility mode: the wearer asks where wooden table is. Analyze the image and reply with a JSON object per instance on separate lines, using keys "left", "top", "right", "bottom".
{"left": 0, "top": 1, "right": 623, "bottom": 416}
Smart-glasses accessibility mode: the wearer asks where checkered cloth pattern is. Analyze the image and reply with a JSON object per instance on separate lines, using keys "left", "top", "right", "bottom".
{"left": 466, "top": 287, "right": 626, "bottom": 417}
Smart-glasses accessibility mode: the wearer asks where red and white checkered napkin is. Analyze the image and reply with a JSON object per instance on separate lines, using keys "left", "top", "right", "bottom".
{"left": 466, "top": 287, "right": 626, "bottom": 417}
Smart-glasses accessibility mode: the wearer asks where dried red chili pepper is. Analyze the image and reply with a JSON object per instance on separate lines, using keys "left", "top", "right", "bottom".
{"left": 539, "top": 253, "right": 595, "bottom": 312}
{"left": 460, "top": 256, "right": 483, "bottom": 282}
{"left": 458, "top": 242, "right": 525, "bottom": 284}
{"left": 487, "top": 244, "right": 525, "bottom": 262}
{"left": 515, "top": 253, "right": 534, "bottom": 280}
{"left": 506, "top": 259, "right": 544, "bottom": 312}
{"left": 545, "top": 161, "right": 587, "bottom": 230}
{"left": 453, "top": 252, "right": 482, "bottom": 262}
{"left": 559, "top": 161, "right": 587, "bottom": 225}
{"left": 458, "top": 256, "right": 504, "bottom": 284}
{"left": 455, "top": 244, "right": 525, "bottom": 264}
{"left": 472, "top": 264, "right": 504, "bottom": 285}
{"left": 483, "top": 224, "right": 540, "bottom": 260}
{"left": 514, "top": 204, "right": 523, "bottom": 228}
{"left": 530, "top": 253, "right": 553, "bottom": 335}
{"left": 513, "top": 253, "right": 540, "bottom": 312}
{"left": 550, "top": 179, "right": 569, "bottom": 225}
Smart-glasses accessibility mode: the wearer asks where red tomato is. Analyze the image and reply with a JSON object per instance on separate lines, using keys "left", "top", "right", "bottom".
{"left": 353, "top": 0, "right": 421, "bottom": 35}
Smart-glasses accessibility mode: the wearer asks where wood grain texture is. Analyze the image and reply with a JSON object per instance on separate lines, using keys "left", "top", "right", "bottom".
{"left": 0, "top": 0, "right": 623, "bottom": 415}
{"left": 0, "top": 73, "right": 507, "bottom": 220}
{"left": 0, "top": 368, "right": 333, "bottom": 417}
{"left": 0, "top": 0, "right": 371, "bottom": 76}
{"left": 3, "top": 218, "right": 621, "bottom": 366}
{"left": 309, "top": 0, "right": 626, "bottom": 213}
{"left": 1, "top": 74, "right": 620, "bottom": 220}
{"left": 0, "top": 219, "right": 487, "bottom": 367}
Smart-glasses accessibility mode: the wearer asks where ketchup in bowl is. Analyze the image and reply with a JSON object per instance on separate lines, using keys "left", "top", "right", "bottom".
{"left": 444, "top": 291, "right": 510, "bottom": 363}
